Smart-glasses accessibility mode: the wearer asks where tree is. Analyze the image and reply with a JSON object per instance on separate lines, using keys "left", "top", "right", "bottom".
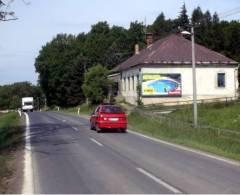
{"left": 82, "top": 64, "right": 112, "bottom": 105}
{"left": 128, "top": 21, "right": 145, "bottom": 48}
{"left": 35, "top": 22, "right": 136, "bottom": 107}
{"left": 66, "top": 55, "right": 87, "bottom": 106}
{"left": 90, "top": 21, "right": 110, "bottom": 34}
{"left": 223, "top": 21, "right": 240, "bottom": 62}
{"left": 0, "top": 0, "right": 18, "bottom": 21}
{"left": 35, "top": 34, "right": 79, "bottom": 107}
{"left": 105, "top": 26, "right": 132, "bottom": 69}
{"left": 177, "top": 3, "right": 189, "bottom": 28}
{"left": 192, "top": 6, "right": 203, "bottom": 25}
{"left": 84, "top": 21, "right": 113, "bottom": 68}
{"left": 0, "top": 82, "right": 44, "bottom": 110}
{"left": 150, "top": 12, "right": 174, "bottom": 39}
{"left": 212, "top": 12, "right": 220, "bottom": 24}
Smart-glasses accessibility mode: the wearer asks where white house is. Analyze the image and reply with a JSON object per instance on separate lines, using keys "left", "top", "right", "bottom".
{"left": 110, "top": 34, "right": 239, "bottom": 105}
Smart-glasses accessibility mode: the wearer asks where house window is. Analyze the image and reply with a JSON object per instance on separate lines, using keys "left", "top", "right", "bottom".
{"left": 217, "top": 73, "right": 225, "bottom": 88}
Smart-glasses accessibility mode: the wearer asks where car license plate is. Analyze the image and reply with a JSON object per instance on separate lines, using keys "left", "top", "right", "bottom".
{"left": 109, "top": 118, "right": 118, "bottom": 121}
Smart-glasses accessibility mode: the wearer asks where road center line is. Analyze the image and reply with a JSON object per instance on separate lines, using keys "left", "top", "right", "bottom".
{"left": 72, "top": 127, "right": 79, "bottom": 131}
{"left": 90, "top": 138, "right": 103, "bottom": 147}
{"left": 22, "top": 113, "right": 34, "bottom": 194}
{"left": 136, "top": 167, "right": 182, "bottom": 194}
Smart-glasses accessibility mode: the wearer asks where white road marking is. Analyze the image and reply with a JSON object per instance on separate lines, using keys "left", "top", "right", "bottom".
{"left": 90, "top": 138, "right": 103, "bottom": 147}
{"left": 62, "top": 119, "right": 66, "bottom": 122}
{"left": 137, "top": 167, "right": 182, "bottom": 194}
{"left": 72, "top": 127, "right": 79, "bottom": 131}
{"left": 22, "top": 113, "right": 33, "bottom": 194}
{"left": 129, "top": 130, "right": 240, "bottom": 167}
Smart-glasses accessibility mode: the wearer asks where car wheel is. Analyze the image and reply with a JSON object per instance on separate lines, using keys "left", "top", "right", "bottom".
{"left": 90, "top": 122, "right": 95, "bottom": 130}
{"left": 121, "top": 128, "right": 127, "bottom": 133}
{"left": 96, "top": 124, "right": 101, "bottom": 133}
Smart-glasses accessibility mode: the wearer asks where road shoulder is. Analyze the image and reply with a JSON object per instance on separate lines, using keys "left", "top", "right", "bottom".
{"left": 0, "top": 112, "right": 25, "bottom": 193}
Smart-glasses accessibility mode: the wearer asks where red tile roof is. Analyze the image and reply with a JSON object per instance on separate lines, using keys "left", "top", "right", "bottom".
{"left": 114, "top": 34, "right": 238, "bottom": 72}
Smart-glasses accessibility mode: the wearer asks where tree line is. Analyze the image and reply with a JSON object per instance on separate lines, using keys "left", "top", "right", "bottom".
{"left": 35, "top": 4, "right": 240, "bottom": 107}
{"left": 0, "top": 82, "right": 44, "bottom": 110}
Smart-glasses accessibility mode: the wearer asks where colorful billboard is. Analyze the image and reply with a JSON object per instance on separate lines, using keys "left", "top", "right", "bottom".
{"left": 141, "top": 74, "right": 182, "bottom": 96}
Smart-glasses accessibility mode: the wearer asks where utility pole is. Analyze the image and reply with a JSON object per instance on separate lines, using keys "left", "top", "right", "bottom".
{"left": 181, "top": 24, "right": 198, "bottom": 128}
{"left": 191, "top": 25, "right": 198, "bottom": 128}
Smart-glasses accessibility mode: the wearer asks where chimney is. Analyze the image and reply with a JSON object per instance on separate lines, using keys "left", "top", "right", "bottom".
{"left": 146, "top": 33, "right": 153, "bottom": 47}
{"left": 134, "top": 44, "right": 139, "bottom": 55}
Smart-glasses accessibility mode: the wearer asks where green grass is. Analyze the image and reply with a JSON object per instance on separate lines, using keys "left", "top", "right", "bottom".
{"left": 0, "top": 112, "right": 23, "bottom": 150}
{"left": 169, "top": 101, "right": 240, "bottom": 131}
{"left": 128, "top": 109, "right": 240, "bottom": 161}
{"left": 59, "top": 103, "right": 96, "bottom": 116}
{"left": 0, "top": 112, "right": 22, "bottom": 192}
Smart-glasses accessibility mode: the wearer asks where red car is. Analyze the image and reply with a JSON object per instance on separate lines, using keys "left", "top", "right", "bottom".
{"left": 90, "top": 105, "right": 127, "bottom": 133}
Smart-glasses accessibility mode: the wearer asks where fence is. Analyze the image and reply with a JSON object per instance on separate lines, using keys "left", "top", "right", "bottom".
{"left": 143, "top": 96, "right": 238, "bottom": 108}
{"left": 134, "top": 103, "right": 240, "bottom": 143}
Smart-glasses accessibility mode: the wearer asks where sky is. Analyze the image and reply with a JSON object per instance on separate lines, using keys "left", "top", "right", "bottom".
{"left": 0, "top": 0, "right": 239, "bottom": 85}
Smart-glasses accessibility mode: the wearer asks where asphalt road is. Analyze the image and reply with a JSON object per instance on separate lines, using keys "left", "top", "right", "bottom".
{"left": 26, "top": 111, "right": 240, "bottom": 194}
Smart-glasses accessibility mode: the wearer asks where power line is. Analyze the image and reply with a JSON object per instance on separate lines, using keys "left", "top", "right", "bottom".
{"left": 218, "top": 7, "right": 240, "bottom": 19}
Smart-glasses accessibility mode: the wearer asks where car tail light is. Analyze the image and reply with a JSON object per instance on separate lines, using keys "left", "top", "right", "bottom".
{"left": 99, "top": 115, "right": 107, "bottom": 121}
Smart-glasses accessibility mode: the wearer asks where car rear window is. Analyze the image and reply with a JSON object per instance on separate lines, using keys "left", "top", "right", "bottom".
{"left": 102, "top": 106, "right": 123, "bottom": 113}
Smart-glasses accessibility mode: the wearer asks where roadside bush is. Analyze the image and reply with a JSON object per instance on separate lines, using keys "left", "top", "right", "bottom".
{"left": 82, "top": 64, "right": 112, "bottom": 105}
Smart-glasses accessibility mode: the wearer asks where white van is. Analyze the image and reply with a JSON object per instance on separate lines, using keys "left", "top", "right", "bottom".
{"left": 22, "top": 97, "right": 34, "bottom": 112}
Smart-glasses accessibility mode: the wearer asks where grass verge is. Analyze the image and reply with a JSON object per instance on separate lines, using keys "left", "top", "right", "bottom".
{"left": 0, "top": 112, "right": 23, "bottom": 193}
{"left": 57, "top": 103, "right": 96, "bottom": 116}
{"left": 167, "top": 101, "right": 240, "bottom": 131}
{"left": 128, "top": 110, "right": 240, "bottom": 161}
{"left": 0, "top": 112, "right": 22, "bottom": 150}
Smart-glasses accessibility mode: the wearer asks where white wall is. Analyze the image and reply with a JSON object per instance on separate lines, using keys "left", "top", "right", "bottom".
{"left": 120, "top": 68, "right": 140, "bottom": 105}
{"left": 119, "top": 66, "right": 239, "bottom": 105}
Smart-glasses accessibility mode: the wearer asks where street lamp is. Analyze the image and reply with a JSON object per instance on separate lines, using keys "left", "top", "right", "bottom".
{"left": 181, "top": 25, "right": 198, "bottom": 128}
